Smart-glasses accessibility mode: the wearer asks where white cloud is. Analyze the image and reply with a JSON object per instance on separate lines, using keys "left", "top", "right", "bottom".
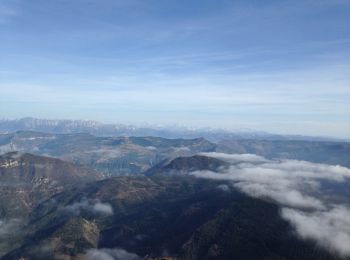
{"left": 190, "top": 152, "right": 350, "bottom": 256}
{"left": 65, "top": 199, "right": 114, "bottom": 216}
{"left": 86, "top": 247, "right": 141, "bottom": 260}
{"left": 217, "top": 184, "right": 230, "bottom": 191}
{"left": 93, "top": 202, "right": 114, "bottom": 215}
{"left": 282, "top": 206, "right": 350, "bottom": 257}
{"left": 235, "top": 182, "right": 325, "bottom": 210}
{"left": 172, "top": 146, "right": 191, "bottom": 153}
{"left": 200, "top": 152, "right": 268, "bottom": 163}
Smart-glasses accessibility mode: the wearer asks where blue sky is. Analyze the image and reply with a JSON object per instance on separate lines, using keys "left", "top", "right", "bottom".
{"left": 0, "top": 0, "right": 350, "bottom": 138}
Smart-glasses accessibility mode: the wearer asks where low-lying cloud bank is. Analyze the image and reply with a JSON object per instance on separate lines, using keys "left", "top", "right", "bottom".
{"left": 86, "top": 247, "right": 141, "bottom": 260}
{"left": 282, "top": 206, "right": 350, "bottom": 257}
{"left": 192, "top": 152, "right": 350, "bottom": 257}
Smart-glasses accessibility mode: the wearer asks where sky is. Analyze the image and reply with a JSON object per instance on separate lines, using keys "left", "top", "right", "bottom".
{"left": 0, "top": 0, "right": 349, "bottom": 138}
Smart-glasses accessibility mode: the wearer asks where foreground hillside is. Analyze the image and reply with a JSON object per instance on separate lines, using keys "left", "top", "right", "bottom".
{"left": 0, "top": 152, "right": 103, "bottom": 218}
{"left": 2, "top": 175, "right": 340, "bottom": 260}
{"left": 0, "top": 152, "right": 103, "bottom": 256}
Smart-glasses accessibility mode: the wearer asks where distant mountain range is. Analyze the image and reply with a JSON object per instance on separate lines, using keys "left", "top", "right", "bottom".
{"left": 0, "top": 117, "right": 346, "bottom": 142}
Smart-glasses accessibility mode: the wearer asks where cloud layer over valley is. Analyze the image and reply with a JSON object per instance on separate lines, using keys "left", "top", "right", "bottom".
{"left": 191, "top": 153, "right": 350, "bottom": 257}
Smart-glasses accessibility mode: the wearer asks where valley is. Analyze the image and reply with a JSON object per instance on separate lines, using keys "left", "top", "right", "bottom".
{"left": 0, "top": 134, "right": 350, "bottom": 259}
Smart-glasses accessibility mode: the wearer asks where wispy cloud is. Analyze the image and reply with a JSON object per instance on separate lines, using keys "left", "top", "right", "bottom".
{"left": 65, "top": 198, "right": 114, "bottom": 216}
{"left": 282, "top": 206, "right": 350, "bottom": 257}
{"left": 0, "top": 0, "right": 18, "bottom": 24}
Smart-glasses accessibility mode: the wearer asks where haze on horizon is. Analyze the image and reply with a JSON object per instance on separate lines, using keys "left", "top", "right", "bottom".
{"left": 0, "top": 0, "right": 349, "bottom": 138}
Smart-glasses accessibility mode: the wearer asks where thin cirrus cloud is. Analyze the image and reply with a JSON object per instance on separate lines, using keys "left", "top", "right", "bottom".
{"left": 191, "top": 152, "right": 350, "bottom": 257}
{"left": 0, "top": 1, "right": 17, "bottom": 24}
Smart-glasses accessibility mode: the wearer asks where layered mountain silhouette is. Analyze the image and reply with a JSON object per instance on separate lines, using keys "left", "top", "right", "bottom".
{"left": 145, "top": 155, "right": 229, "bottom": 176}
{"left": 1, "top": 131, "right": 350, "bottom": 177}
{"left": 0, "top": 152, "right": 347, "bottom": 259}
{"left": 1, "top": 125, "right": 350, "bottom": 260}
{"left": 0, "top": 131, "right": 216, "bottom": 176}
